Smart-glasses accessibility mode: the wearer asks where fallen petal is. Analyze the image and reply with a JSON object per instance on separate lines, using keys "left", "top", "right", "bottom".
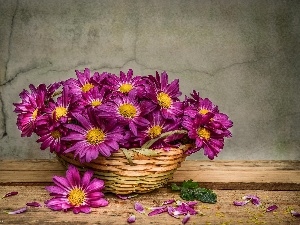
{"left": 148, "top": 206, "right": 168, "bottom": 216}
{"left": 2, "top": 192, "right": 18, "bottom": 199}
{"left": 7, "top": 207, "right": 27, "bottom": 214}
{"left": 182, "top": 212, "right": 191, "bottom": 224}
{"left": 134, "top": 202, "right": 145, "bottom": 213}
{"left": 127, "top": 214, "right": 136, "bottom": 223}
{"left": 26, "top": 202, "right": 42, "bottom": 207}
{"left": 243, "top": 195, "right": 261, "bottom": 206}
{"left": 162, "top": 199, "right": 175, "bottom": 205}
{"left": 291, "top": 210, "right": 300, "bottom": 217}
{"left": 266, "top": 205, "right": 278, "bottom": 212}
{"left": 116, "top": 194, "right": 138, "bottom": 200}
{"left": 167, "top": 206, "right": 179, "bottom": 218}
{"left": 233, "top": 200, "right": 249, "bottom": 206}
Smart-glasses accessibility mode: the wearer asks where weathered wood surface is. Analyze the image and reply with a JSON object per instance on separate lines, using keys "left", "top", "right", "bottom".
{"left": 0, "top": 187, "right": 299, "bottom": 225}
{"left": 0, "top": 160, "right": 299, "bottom": 224}
{"left": 0, "top": 160, "right": 299, "bottom": 190}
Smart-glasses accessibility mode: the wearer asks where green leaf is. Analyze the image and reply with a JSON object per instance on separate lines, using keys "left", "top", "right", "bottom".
{"left": 170, "top": 179, "right": 217, "bottom": 204}
{"left": 181, "top": 179, "right": 199, "bottom": 189}
{"left": 171, "top": 183, "right": 182, "bottom": 191}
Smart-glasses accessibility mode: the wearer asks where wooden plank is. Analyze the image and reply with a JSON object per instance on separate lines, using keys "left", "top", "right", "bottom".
{"left": 0, "top": 186, "right": 299, "bottom": 225}
{"left": 0, "top": 160, "right": 299, "bottom": 190}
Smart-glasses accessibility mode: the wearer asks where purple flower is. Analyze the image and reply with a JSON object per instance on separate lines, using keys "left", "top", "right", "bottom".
{"left": 13, "top": 84, "right": 47, "bottom": 137}
{"left": 106, "top": 69, "right": 148, "bottom": 97}
{"left": 45, "top": 165, "right": 108, "bottom": 214}
{"left": 182, "top": 114, "right": 225, "bottom": 159}
{"left": 62, "top": 110, "right": 126, "bottom": 163}
{"left": 146, "top": 71, "right": 183, "bottom": 120}
{"left": 36, "top": 115, "right": 68, "bottom": 153}
{"left": 135, "top": 111, "right": 181, "bottom": 147}
{"left": 97, "top": 94, "right": 150, "bottom": 136}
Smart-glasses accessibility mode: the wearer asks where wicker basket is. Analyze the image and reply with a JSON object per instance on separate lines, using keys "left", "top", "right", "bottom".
{"left": 57, "top": 145, "right": 190, "bottom": 194}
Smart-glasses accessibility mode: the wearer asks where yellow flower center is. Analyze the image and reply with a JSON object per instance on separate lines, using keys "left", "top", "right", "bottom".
{"left": 51, "top": 130, "right": 61, "bottom": 139}
{"left": 86, "top": 128, "right": 105, "bottom": 145}
{"left": 118, "top": 103, "right": 137, "bottom": 118}
{"left": 81, "top": 83, "right": 94, "bottom": 93}
{"left": 68, "top": 188, "right": 86, "bottom": 206}
{"left": 91, "top": 100, "right": 101, "bottom": 107}
{"left": 199, "top": 108, "right": 209, "bottom": 115}
{"left": 148, "top": 125, "right": 163, "bottom": 139}
{"left": 32, "top": 108, "right": 38, "bottom": 120}
{"left": 157, "top": 92, "right": 172, "bottom": 109}
{"left": 197, "top": 127, "right": 210, "bottom": 140}
{"left": 54, "top": 107, "right": 68, "bottom": 120}
{"left": 119, "top": 83, "right": 133, "bottom": 94}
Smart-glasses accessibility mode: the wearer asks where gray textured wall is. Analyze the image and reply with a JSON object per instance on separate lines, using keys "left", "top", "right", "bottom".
{"left": 0, "top": 0, "right": 299, "bottom": 160}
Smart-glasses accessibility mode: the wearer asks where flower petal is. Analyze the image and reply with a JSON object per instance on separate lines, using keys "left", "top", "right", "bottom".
{"left": 148, "top": 206, "right": 167, "bottom": 216}
{"left": 162, "top": 199, "right": 175, "bottom": 205}
{"left": 127, "top": 214, "right": 136, "bottom": 223}
{"left": 233, "top": 200, "right": 249, "bottom": 206}
{"left": 26, "top": 202, "right": 42, "bottom": 207}
{"left": 116, "top": 194, "right": 138, "bottom": 200}
{"left": 134, "top": 202, "right": 145, "bottom": 213}
{"left": 266, "top": 205, "right": 278, "bottom": 212}
{"left": 7, "top": 207, "right": 27, "bottom": 214}
{"left": 182, "top": 212, "right": 191, "bottom": 225}
{"left": 291, "top": 210, "right": 300, "bottom": 217}
{"left": 2, "top": 191, "right": 18, "bottom": 198}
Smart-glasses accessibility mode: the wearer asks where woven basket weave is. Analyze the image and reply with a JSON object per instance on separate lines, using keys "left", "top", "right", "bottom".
{"left": 57, "top": 145, "right": 189, "bottom": 194}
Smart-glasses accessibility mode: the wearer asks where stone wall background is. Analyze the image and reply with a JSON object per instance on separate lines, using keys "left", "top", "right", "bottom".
{"left": 0, "top": 0, "right": 299, "bottom": 160}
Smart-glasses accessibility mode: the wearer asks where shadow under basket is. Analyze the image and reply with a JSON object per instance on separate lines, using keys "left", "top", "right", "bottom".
{"left": 56, "top": 145, "right": 190, "bottom": 195}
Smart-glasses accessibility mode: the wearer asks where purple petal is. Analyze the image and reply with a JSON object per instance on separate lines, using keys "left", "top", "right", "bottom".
{"left": 79, "top": 205, "right": 91, "bottom": 214}
{"left": 148, "top": 206, "right": 168, "bottom": 216}
{"left": 116, "top": 194, "right": 138, "bottom": 200}
{"left": 134, "top": 202, "right": 145, "bottom": 213}
{"left": 88, "top": 198, "right": 109, "bottom": 207}
{"left": 182, "top": 213, "right": 191, "bottom": 224}
{"left": 291, "top": 210, "right": 300, "bottom": 217}
{"left": 162, "top": 199, "right": 175, "bottom": 205}
{"left": 7, "top": 207, "right": 27, "bottom": 214}
{"left": 233, "top": 200, "right": 249, "bottom": 206}
{"left": 26, "top": 202, "right": 42, "bottom": 207}
{"left": 266, "top": 205, "right": 278, "bottom": 212}
{"left": 127, "top": 214, "right": 136, "bottom": 223}
{"left": 2, "top": 191, "right": 18, "bottom": 198}
{"left": 242, "top": 195, "right": 261, "bottom": 206}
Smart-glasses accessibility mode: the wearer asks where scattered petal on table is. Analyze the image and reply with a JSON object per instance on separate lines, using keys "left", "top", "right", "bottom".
{"left": 2, "top": 192, "right": 18, "bottom": 199}
{"left": 7, "top": 207, "right": 27, "bottom": 214}
{"left": 266, "top": 205, "right": 278, "bottom": 212}
{"left": 127, "top": 214, "right": 136, "bottom": 223}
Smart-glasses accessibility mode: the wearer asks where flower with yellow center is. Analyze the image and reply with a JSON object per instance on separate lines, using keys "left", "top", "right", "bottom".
{"left": 54, "top": 107, "right": 68, "bottom": 120}
{"left": 148, "top": 125, "right": 163, "bottom": 139}
{"left": 91, "top": 100, "right": 101, "bottom": 107}
{"left": 118, "top": 103, "right": 137, "bottom": 118}
{"left": 197, "top": 127, "right": 210, "bottom": 140}
{"left": 86, "top": 128, "right": 105, "bottom": 145}
{"left": 157, "top": 92, "right": 172, "bottom": 109}
{"left": 51, "top": 130, "right": 61, "bottom": 139}
{"left": 199, "top": 108, "right": 209, "bottom": 115}
{"left": 68, "top": 188, "right": 86, "bottom": 206}
{"left": 45, "top": 165, "right": 108, "bottom": 214}
{"left": 119, "top": 83, "right": 133, "bottom": 94}
{"left": 81, "top": 83, "right": 94, "bottom": 93}
{"left": 32, "top": 108, "right": 38, "bottom": 120}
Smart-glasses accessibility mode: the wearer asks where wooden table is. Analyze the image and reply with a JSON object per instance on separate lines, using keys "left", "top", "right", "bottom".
{"left": 0, "top": 160, "right": 299, "bottom": 225}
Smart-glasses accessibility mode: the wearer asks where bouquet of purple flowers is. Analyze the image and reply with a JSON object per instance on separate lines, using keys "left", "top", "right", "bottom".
{"left": 14, "top": 69, "right": 233, "bottom": 163}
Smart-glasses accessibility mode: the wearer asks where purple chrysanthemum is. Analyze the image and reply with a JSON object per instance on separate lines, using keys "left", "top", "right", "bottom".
{"left": 81, "top": 86, "right": 108, "bottom": 110}
{"left": 146, "top": 71, "right": 183, "bottom": 120}
{"left": 97, "top": 94, "right": 153, "bottom": 136}
{"left": 35, "top": 115, "right": 68, "bottom": 153}
{"left": 135, "top": 111, "right": 181, "bottom": 147}
{"left": 62, "top": 110, "right": 126, "bottom": 163}
{"left": 106, "top": 69, "right": 148, "bottom": 97}
{"left": 13, "top": 84, "right": 48, "bottom": 137}
{"left": 182, "top": 114, "right": 225, "bottom": 159}
{"left": 45, "top": 165, "right": 108, "bottom": 214}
